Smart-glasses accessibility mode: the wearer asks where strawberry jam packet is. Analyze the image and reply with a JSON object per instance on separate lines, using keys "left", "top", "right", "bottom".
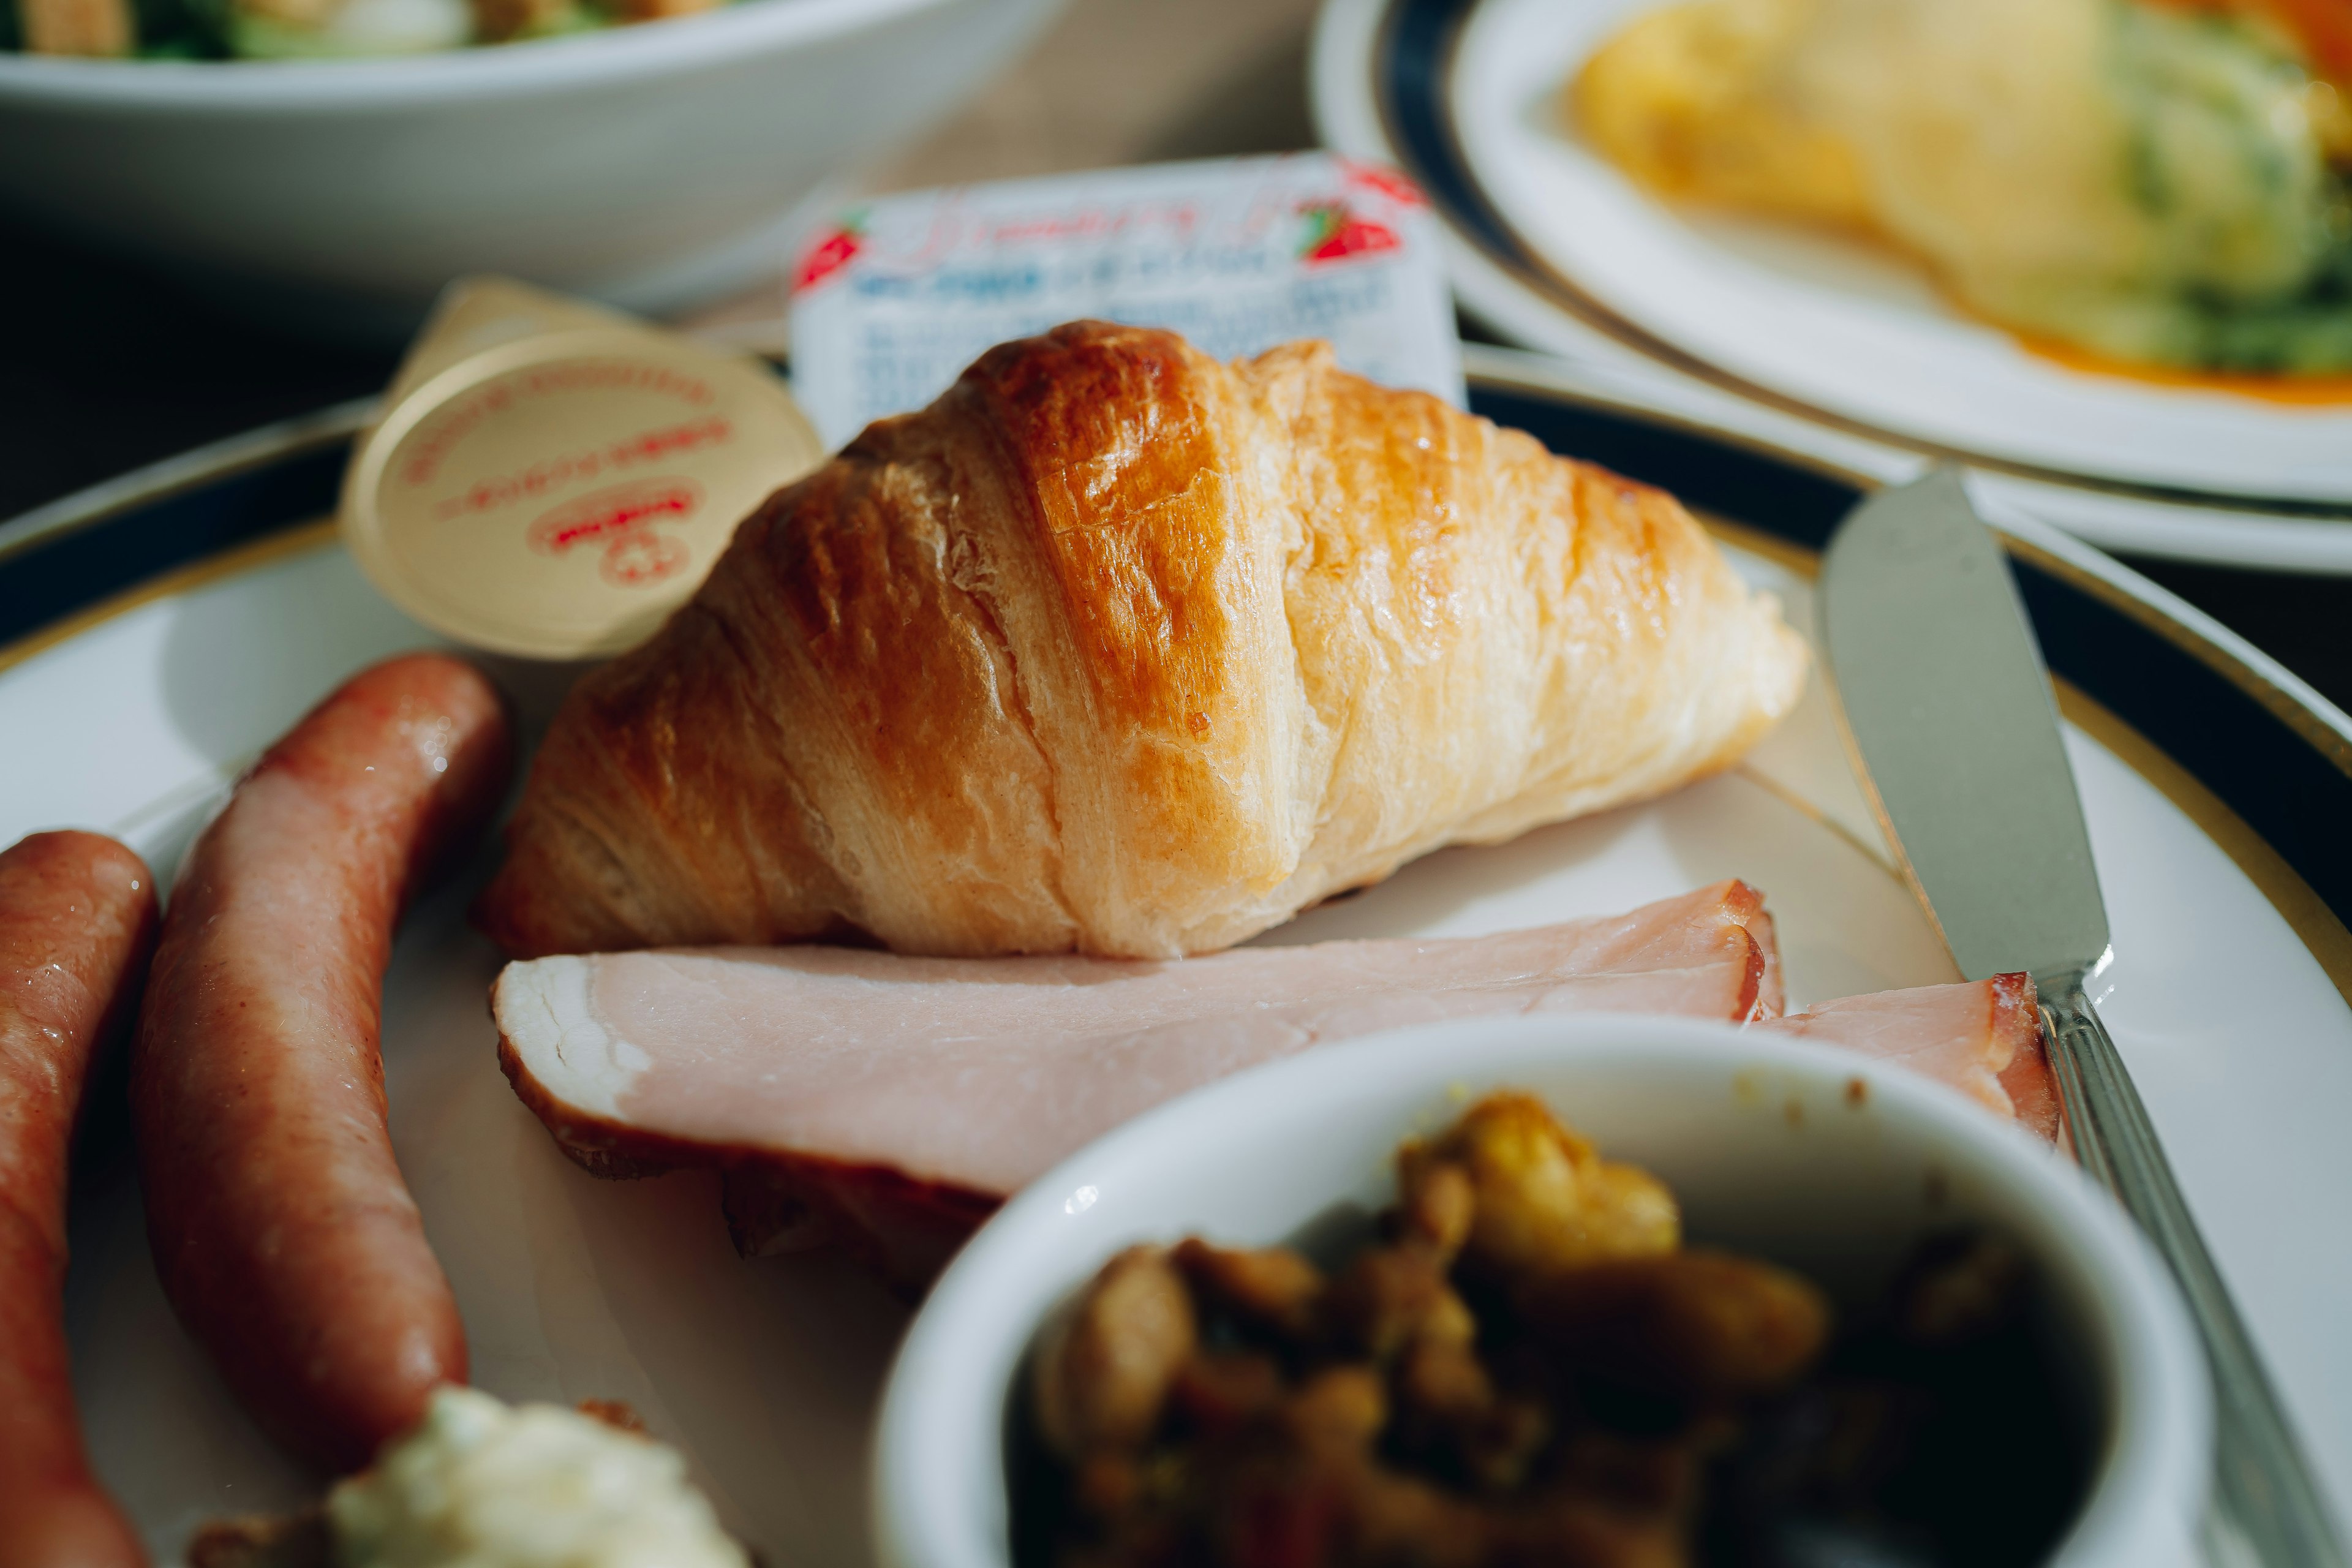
{"left": 787, "top": 153, "right": 1463, "bottom": 449}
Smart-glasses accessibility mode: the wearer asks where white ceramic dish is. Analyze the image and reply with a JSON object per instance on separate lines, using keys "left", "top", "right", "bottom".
{"left": 1309, "top": 0, "right": 2352, "bottom": 571}
{"left": 4, "top": 360, "right": 2349, "bottom": 1563}
{"left": 0, "top": 0, "right": 1063, "bottom": 338}
{"left": 873, "top": 1014, "right": 2211, "bottom": 1568}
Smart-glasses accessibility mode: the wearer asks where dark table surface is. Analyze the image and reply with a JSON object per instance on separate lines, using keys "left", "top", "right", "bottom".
{"left": 6, "top": 213, "right": 2350, "bottom": 717}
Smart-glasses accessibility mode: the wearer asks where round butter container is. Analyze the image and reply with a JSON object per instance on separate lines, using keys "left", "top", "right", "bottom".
{"left": 342, "top": 326, "right": 825, "bottom": 660}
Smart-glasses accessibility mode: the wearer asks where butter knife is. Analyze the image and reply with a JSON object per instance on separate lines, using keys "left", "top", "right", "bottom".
{"left": 1820, "top": 470, "right": 2347, "bottom": 1568}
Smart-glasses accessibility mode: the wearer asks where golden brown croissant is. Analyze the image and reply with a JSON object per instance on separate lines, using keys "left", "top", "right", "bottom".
{"left": 475, "top": 322, "right": 1807, "bottom": 960}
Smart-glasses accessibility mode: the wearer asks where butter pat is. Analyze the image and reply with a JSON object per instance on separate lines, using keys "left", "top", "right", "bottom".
{"left": 342, "top": 277, "right": 826, "bottom": 660}
{"left": 330, "top": 1388, "right": 747, "bottom": 1568}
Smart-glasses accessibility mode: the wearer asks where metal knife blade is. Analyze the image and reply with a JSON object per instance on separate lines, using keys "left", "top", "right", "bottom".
{"left": 1819, "top": 467, "right": 2106, "bottom": 984}
{"left": 1820, "top": 469, "right": 2348, "bottom": 1568}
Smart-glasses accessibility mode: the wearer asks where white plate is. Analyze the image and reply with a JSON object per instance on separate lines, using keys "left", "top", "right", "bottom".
{"left": 0, "top": 0, "right": 1069, "bottom": 336}
{"left": 1311, "top": 0, "right": 2352, "bottom": 570}
{"left": 6, "top": 372, "right": 2351, "bottom": 1561}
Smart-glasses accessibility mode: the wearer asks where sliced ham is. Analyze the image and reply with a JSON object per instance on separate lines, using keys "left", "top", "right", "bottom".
{"left": 493, "top": 881, "right": 2062, "bottom": 1289}
{"left": 496, "top": 881, "right": 1780, "bottom": 1285}
{"left": 1753, "top": 973, "right": 2062, "bottom": 1144}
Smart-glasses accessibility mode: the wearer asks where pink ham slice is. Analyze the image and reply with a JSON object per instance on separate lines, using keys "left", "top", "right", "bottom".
{"left": 494, "top": 881, "right": 1781, "bottom": 1287}
{"left": 493, "top": 881, "right": 2062, "bottom": 1290}
{"left": 1753, "top": 973, "right": 2062, "bottom": 1144}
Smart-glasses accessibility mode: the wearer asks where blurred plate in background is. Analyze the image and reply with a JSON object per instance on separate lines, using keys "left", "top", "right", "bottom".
{"left": 1312, "top": 0, "right": 2352, "bottom": 571}
{"left": 0, "top": 0, "right": 1067, "bottom": 341}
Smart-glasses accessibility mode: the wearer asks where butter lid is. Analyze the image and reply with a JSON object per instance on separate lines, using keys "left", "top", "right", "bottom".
{"left": 342, "top": 279, "right": 825, "bottom": 660}
{"left": 380, "top": 274, "right": 641, "bottom": 405}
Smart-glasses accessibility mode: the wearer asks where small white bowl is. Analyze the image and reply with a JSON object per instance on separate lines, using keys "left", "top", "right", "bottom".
{"left": 0, "top": 0, "right": 1063, "bottom": 337}
{"left": 874, "top": 1013, "right": 2209, "bottom": 1568}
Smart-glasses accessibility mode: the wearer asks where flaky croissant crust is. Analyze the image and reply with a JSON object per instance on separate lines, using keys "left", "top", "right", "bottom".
{"left": 475, "top": 322, "right": 1807, "bottom": 959}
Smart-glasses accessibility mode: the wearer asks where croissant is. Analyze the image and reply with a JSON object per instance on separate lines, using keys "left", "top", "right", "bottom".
{"left": 474, "top": 321, "right": 1808, "bottom": 960}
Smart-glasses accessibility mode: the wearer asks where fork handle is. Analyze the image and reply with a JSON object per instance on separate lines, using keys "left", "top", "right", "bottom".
{"left": 2040, "top": 976, "right": 2348, "bottom": 1568}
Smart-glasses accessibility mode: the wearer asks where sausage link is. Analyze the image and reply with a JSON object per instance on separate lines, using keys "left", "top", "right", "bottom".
{"left": 132, "top": 654, "right": 514, "bottom": 1469}
{"left": 0, "top": 831, "right": 158, "bottom": 1568}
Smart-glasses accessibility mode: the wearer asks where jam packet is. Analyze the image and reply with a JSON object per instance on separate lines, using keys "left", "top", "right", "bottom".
{"left": 788, "top": 154, "right": 1463, "bottom": 448}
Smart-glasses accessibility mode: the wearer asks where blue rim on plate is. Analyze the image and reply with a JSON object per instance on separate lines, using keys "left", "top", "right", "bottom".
{"left": 2, "top": 366, "right": 2348, "bottom": 999}
{"left": 1354, "top": 0, "right": 2352, "bottom": 524}
{"left": 0, "top": 400, "right": 366, "bottom": 658}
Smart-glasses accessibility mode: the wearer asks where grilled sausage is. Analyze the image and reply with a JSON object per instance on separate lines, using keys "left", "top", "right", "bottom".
{"left": 0, "top": 831, "right": 158, "bottom": 1568}
{"left": 133, "top": 654, "right": 513, "bottom": 1469}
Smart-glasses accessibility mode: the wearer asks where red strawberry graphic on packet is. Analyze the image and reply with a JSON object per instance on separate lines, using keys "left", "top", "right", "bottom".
{"left": 1297, "top": 201, "right": 1401, "bottom": 266}
{"left": 793, "top": 218, "right": 865, "bottom": 293}
{"left": 1338, "top": 159, "right": 1427, "bottom": 209}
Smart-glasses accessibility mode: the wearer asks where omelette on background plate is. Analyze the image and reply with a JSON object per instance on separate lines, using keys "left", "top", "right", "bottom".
{"left": 1572, "top": 0, "right": 2352, "bottom": 377}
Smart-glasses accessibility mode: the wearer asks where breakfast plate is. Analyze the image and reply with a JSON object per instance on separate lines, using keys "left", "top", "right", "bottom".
{"left": 1309, "top": 0, "right": 2352, "bottom": 571}
{"left": 5, "top": 347, "right": 2351, "bottom": 1562}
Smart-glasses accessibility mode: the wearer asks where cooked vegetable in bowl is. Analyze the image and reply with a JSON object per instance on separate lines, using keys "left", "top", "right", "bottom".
{"left": 1015, "top": 1093, "right": 2088, "bottom": 1568}
{"left": 3, "top": 0, "right": 725, "bottom": 58}
{"left": 1572, "top": 0, "right": 2352, "bottom": 376}
{"left": 875, "top": 1017, "right": 2207, "bottom": 1568}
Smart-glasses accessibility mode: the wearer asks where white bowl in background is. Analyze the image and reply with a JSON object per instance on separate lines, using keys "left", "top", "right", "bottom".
{"left": 874, "top": 1013, "right": 2209, "bottom": 1568}
{"left": 0, "top": 0, "right": 1063, "bottom": 339}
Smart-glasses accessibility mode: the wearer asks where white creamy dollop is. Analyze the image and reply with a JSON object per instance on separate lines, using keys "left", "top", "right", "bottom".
{"left": 328, "top": 1388, "right": 748, "bottom": 1568}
